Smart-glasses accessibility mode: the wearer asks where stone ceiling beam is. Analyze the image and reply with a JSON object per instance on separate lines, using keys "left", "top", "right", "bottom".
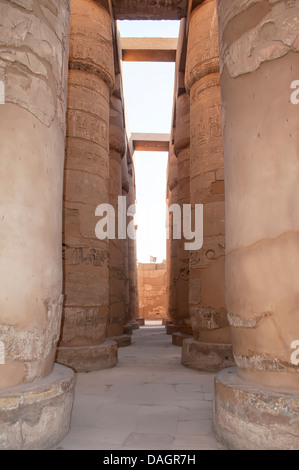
{"left": 121, "top": 38, "right": 178, "bottom": 62}
{"left": 111, "top": 0, "right": 188, "bottom": 20}
{"left": 132, "top": 133, "right": 170, "bottom": 152}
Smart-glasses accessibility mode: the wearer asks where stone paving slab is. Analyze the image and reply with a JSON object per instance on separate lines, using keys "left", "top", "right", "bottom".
{"left": 57, "top": 325, "right": 224, "bottom": 450}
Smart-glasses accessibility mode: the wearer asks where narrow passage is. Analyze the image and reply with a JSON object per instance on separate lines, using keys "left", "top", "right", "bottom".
{"left": 58, "top": 323, "right": 224, "bottom": 450}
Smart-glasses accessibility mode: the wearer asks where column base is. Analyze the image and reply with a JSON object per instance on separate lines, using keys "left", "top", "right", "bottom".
{"left": 181, "top": 338, "right": 234, "bottom": 372}
{"left": 126, "top": 321, "right": 140, "bottom": 330}
{"left": 213, "top": 367, "right": 299, "bottom": 450}
{"left": 0, "top": 364, "right": 74, "bottom": 450}
{"left": 123, "top": 324, "right": 133, "bottom": 335}
{"left": 109, "top": 334, "right": 131, "bottom": 347}
{"left": 172, "top": 332, "right": 193, "bottom": 347}
{"left": 166, "top": 323, "right": 180, "bottom": 335}
{"left": 56, "top": 339, "right": 118, "bottom": 372}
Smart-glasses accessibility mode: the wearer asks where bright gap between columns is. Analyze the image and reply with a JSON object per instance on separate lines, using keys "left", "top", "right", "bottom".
{"left": 118, "top": 20, "right": 180, "bottom": 263}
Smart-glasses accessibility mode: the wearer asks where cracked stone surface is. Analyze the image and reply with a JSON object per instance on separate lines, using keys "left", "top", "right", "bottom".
{"left": 184, "top": 0, "right": 232, "bottom": 361}
{"left": 59, "top": 0, "right": 114, "bottom": 367}
{"left": 56, "top": 323, "right": 224, "bottom": 450}
{"left": 218, "top": 0, "right": 299, "bottom": 390}
{"left": 0, "top": 0, "right": 70, "bottom": 389}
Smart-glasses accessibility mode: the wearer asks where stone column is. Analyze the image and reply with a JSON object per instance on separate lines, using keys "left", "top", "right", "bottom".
{"left": 127, "top": 163, "right": 140, "bottom": 331}
{"left": 172, "top": 91, "right": 193, "bottom": 346}
{"left": 0, "top": 0, "right": 74, "bottom": 449}
{"left": 107, "top": 75, "right": 131, "bottom": 347}
{"left": 165, "top": 184, "right": 171, "bottom": 327}
{"left": 166, "top": 144, "right": 180, "bottom": 335}
{"left": 56, "top": 0, "right": 117, "bottom": 372}
{"left": 181, "top": 0, "right": 234, "bottom": 371}
{"left": 214, "top": 0, "right": 299, "bottom": 449}
{"left": 121, "top": 153, "right": 131, "bottom": 334}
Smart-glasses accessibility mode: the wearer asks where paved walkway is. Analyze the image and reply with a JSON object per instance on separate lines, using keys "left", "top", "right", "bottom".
{"left": 57, "top": 323, "right": 224, "bottom": 450}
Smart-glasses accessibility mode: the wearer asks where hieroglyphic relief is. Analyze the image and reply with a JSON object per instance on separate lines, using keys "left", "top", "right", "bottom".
{"left": 63, "top": 245, "right": 107, "bottom": 267}
{"left": 61, "top": 307, "right": 107, "bottom": 342}
{"left": 190, "top": 241, "right": 225, "bottom": 268}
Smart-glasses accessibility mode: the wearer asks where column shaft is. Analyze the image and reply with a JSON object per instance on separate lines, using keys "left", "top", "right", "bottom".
{"left": 174, "top": 92, "right": 192, "bottom": 337}
{"left": 214, "top": 0, "right": 299, "bottom": 449}
{"left": 107, "top": 75, "right": 131, "bottom": 346}
{"left": 57, "top": 0, "right": 117, "bottom": 371}
{"left": 0, "top": 0, "right": 74, "bottom": 449}
{"left": 127, "top": 163, "right": 140, "bottom": 330}
{"left": 182, "top": 0, "right": 234, "bottom": 371}
{"left": 166, "top": 145, "right": 179, "bottom": 334}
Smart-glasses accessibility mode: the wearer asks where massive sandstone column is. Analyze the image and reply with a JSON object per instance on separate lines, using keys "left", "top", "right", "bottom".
{"left": 121, "top": 153, "right": 131, "bottom": 333}
{"left": 172, "top": 91, "right": 192, "bottom": 346}
{"left": 213, "top": 0, "right": 299, "bottom": 449}
{"left": 107, "top": 75, "right": 131, "bottom": 347}
{"left": 166, "top": 144, "right": 180, "bottom": 335}
{"left": 0, "top": 0, "right": 74, "bottom": 449}
{"left": 126, "top": 162, "right": 140, "bottom": 331}
{"left": 56, "top": 0, "right": 117, "bottom": 371}
{"left": 181, "top": 0, "right": 234, "bottom": 371}
{"left": 165, "top": 184, "right": 171, "bottom": 327}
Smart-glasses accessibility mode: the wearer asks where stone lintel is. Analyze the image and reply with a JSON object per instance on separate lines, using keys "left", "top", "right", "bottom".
{"left": 122, "top": 38, "right": 178, "bottom": 62}
{"left": 112, "top": 1, "right": 188, "bottom": 20}
{"left": 132, "top": 133, "right": 171, "bottom": 152}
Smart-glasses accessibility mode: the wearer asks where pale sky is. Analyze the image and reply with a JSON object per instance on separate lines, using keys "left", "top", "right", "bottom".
{"left": 118, "top": 20, "right": 180, "bottom": 263}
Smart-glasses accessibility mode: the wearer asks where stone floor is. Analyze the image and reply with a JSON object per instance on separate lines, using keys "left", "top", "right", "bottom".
{"left": 56, "top": 322, "right": 225, "bottom": 450}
